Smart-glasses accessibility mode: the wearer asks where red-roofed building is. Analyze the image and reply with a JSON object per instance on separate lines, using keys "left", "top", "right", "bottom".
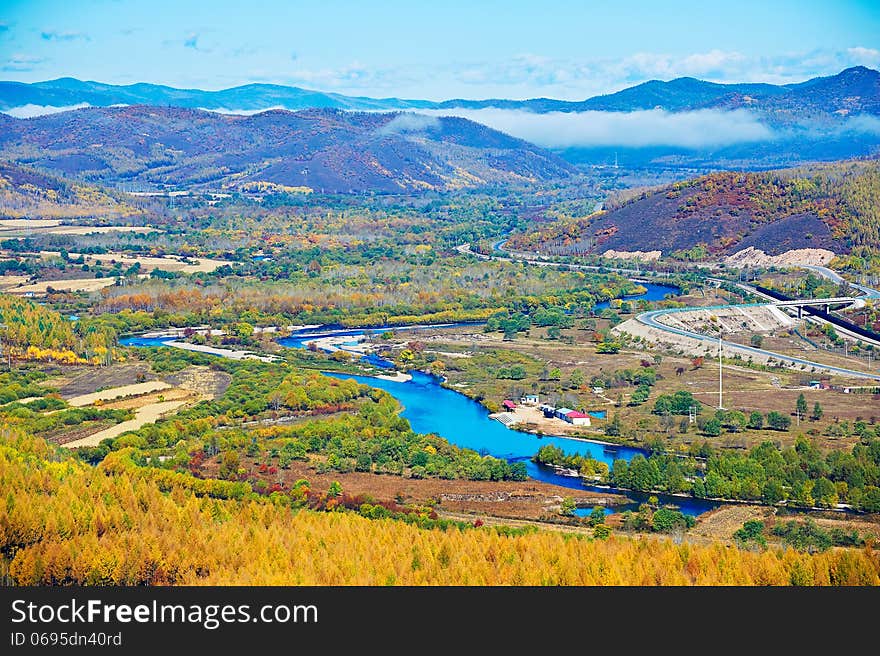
{"left": 502, "top": 400, "right": 517, "bottom": 411}
{"left": 564, "top": 410, "right": 591, "bottom": 426}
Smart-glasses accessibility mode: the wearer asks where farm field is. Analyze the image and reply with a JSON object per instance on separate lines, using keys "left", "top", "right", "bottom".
{"left": 0, "top": 219, "right": 158, "bottom": 235}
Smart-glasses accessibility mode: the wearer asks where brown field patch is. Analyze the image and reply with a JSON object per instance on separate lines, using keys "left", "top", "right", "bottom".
{"left": 46, "top": 362, "right": 157, "bottom": 398}
{"left": 7, "top": 277, "right": 116, "bottom": 295}
{"left": 200, "top": 455, "right": 629, "bottom": 521}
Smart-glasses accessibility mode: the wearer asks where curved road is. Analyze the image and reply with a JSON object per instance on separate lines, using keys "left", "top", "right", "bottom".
{"left": 460, "top": 240, "right": 880, "bottom": 382}
{"left": 800, "top": 264, "right": 880, "bottom": 300}
{"left": 636, "top": 305, "right": 880, "bottom": 381}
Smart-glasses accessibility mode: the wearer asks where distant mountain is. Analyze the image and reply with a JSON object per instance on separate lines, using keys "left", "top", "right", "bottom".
{"left": 438, "top": 78, "right": 791, "bottom": 114}
{"left": 505, "top": 160, "right": 880, "bottom": 257}
{"left": 0, "top": 106, "right": 575, "bottom": 193}
{"left": 442, "top": 67, "right": 880, "bottom": 127}
{"left": 0, "top": 77, "right": 434, "bottom": 113}
{"left": 2, "top": 68, "right": 878, "bottom": 172}
{"left": 4, "top": 68, "right": 877, "bottom": 124}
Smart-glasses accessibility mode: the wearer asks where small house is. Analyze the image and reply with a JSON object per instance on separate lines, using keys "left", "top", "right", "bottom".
{"left": 564, "top": 410, "right": 591, "bottom": 426}
{"left": 555, "top": 407, "right": 574, "bottom": 420}
{"left": 539, "top": 404, "right": 556, "bottom": 418}
{"left": 520, "top": 394, "right": 540, "bottom": 405}
{"left": 502, "top": 399, "right": 517, "bottom": 411}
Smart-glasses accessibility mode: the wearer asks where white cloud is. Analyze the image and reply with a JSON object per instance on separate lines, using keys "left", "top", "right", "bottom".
{"left": 410, "top": 108, "right": 774, "bottom": 149}
{"left": 199, "top": 106, "right": 289, "bottom": 115}
{"left": 837, "top": 114, "right": 880, "bottom": 137}
{"left": 848, "top": 46, "right": 880, "bottom": 67}
{"left": 2, "top": 103, "right": 91, "bottom": 118}
{"left": 376, "top": 113, "right": 440, "bottom": 136}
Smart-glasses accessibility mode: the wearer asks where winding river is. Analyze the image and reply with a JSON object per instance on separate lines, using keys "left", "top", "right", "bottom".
{"left": 123, "top": 281, "right": 720, "bottom": 516}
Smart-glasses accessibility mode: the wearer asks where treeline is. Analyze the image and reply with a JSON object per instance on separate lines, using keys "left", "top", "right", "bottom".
{"left": 535, "top": 436, "right": 880, "bottom": 511}
{"left": 0, "top": 295, "right": 116, "bottom": 364}
{"left": 93, "top": 259, "right": 642, "bottom": 331}
{"left": 534, "top": 444, "right": 610, "bottom": 479}
{"left": 2, "top": 431, "right": 878, "bottom": 585}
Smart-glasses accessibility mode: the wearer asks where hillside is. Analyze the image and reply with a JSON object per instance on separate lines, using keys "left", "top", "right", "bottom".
{"left": 507, "top": 159, "right": 880, "bottom": 257}
{"left": 3, "top": 430, "right": 878, "bottom": 585}
{"left": 0, "top": 106, "right": 575, "bottom": 193}
{"left": 0, "top": 161, "right": 139, "bottom": 219}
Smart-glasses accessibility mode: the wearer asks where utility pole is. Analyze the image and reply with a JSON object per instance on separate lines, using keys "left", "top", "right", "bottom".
{"left": 718, "top": 333, "right": 724, "bottom": 410}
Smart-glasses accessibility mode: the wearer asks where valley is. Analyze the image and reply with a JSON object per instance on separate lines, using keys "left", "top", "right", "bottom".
{"left": 1, "top": 57, "right": 880, "bottom": 589}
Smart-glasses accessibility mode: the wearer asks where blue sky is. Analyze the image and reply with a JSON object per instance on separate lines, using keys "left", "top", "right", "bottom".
{"left": 1, "top": 0, "right": 879, "bottom": 100}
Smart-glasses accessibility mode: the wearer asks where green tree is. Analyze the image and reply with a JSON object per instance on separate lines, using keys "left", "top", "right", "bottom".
{"left": 328, "top": 481, "right": 343, "bottom": 497}
{"left": 559, "top": 497, "right": 576, "bottom": 517}
{"left": 588, "top": 506, "right": 606, "bottom": 527}
{"left": 762, "top": 479, "right": 785, "bottom": 504}
{"left": 812, "top": 477, "right": 838, "bottom": 508}
{"left": 569, "top": 369, "right": 585, "bottom": 389}
{"left": 750, "top": 334, "right": 764, "bottom": 348}
{"left": 593, "top": 524, "right": 612, "bottom": 539}
{"left": 748, "top": 411, "right": 764, "bottom": 430}
{"left": 861, "top": 486, "right": 880, "bottom": 512}
{"left": 811, "top": 402, "right": 823, "bottom": 421}
{"left": 767, "top": 411, "right": 791, "bottom": 431}
{"left": 651, "top": 508, "right": 694, "bottom": 533}
{"left": 733, "top": 520, "right": 766, "bottom": 548}
{"left": 703, "top": 418, "right": 722, "bottom": 437}
{"left": 796, "top": 393, "right": 808, "bottom": 418}
{"left": 233, "top": 322, "right": 255, "bottom": 339}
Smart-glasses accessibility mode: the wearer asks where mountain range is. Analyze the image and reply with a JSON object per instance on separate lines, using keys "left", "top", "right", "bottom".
{"left": 0, "top": 106, "right": 575, "bottom": 193}
{"left": 3, "top": 67, "right": 878, "bottom": 125}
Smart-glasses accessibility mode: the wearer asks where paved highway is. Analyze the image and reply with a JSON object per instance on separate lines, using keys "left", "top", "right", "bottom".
{"left": 459, "top": 240, "right": 880, "bottom": 381}
{"left": 636, "top": 305, "right": 880, "bottom": 381}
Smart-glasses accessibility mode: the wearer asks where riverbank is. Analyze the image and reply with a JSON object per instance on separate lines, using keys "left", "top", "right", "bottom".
{"left": 164, "top": 340, "right": 279, "bottom": 362}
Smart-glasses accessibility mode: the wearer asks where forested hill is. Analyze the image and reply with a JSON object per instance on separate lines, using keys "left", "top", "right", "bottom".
{"left": 506, "top": 159, "right": 880, "bottom": 257}
{"left": 0, "top": 162, "right": 139, "bottom": 219}
{"left": 0, "top": 106, "right": 575, "bottom": 193}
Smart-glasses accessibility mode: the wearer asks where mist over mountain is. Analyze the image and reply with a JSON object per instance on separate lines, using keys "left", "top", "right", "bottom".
{"left": 4, "top": 67, "right": 877, "bottom": 122}
{"left": 3, "top": 67, "right": 878, "bottom": 170}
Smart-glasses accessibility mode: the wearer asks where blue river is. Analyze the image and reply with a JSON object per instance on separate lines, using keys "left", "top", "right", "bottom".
{"left": 593, "top": 281, "right": 677, "bottom": 311}
{"left": 121, "top": 282, "right": 718, "bottom": 515}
